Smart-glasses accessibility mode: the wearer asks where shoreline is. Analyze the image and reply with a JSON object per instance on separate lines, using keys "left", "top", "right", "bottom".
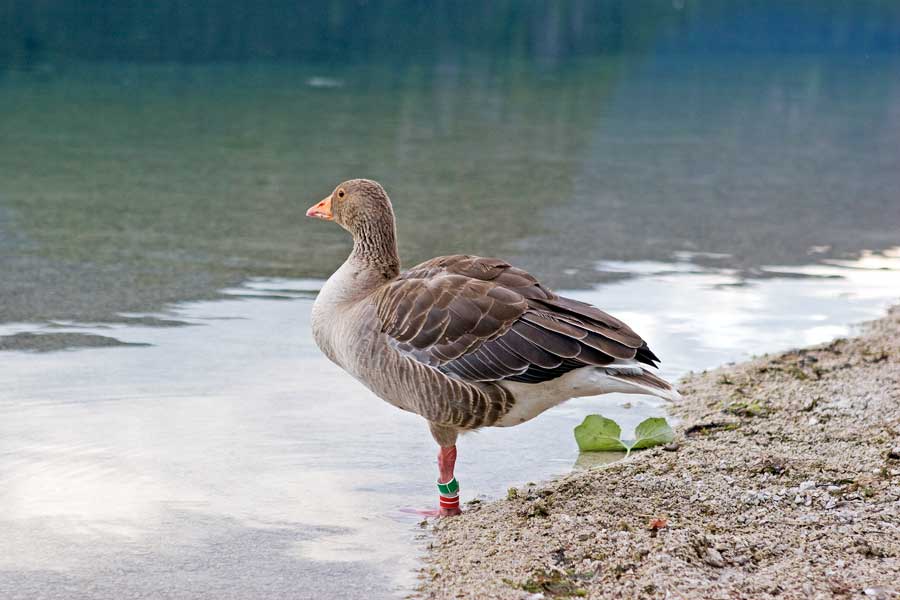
{"left": 417, "top": 306, "right": 900, "bottom": 599}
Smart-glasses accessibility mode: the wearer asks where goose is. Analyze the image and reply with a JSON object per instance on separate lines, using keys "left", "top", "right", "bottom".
{"left": 307, "top": 179, "right": 679, "bottom": 516}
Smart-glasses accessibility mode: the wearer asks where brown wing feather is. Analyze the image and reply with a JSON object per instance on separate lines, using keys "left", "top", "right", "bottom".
{"left": 374, "top": 255, "right": 660, "bottom": 384}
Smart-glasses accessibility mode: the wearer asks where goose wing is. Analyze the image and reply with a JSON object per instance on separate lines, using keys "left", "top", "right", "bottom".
{"left": 373, "top": 255, "right": 659, "bottom": 384}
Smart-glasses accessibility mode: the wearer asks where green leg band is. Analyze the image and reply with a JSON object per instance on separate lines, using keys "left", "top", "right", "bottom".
{"left": 437, "top": 477, "right": 459, "bottom": 495}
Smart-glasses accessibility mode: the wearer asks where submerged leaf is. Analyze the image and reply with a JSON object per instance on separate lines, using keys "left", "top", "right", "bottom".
{"left": 574, "top": 415, "right": 625, "bottom": 452}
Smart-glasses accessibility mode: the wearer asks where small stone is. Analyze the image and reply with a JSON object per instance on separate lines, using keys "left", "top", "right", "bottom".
{"left": 704, "top": 547, "right": 725, "bottom": 568}
{"left": 798, "top": 480, "right": 816, "bottom": 492}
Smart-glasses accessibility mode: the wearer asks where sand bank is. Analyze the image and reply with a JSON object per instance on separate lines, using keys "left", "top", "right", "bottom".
{"left": 419, "top": 307, "right": 900, "bottom": 599}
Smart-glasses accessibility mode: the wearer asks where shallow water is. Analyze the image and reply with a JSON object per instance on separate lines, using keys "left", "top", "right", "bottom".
{"left": 2, "top": 249, "right": 899, "bottom": 598}
{"left": 3, "top": 3, "right": 900, "bottom": 598}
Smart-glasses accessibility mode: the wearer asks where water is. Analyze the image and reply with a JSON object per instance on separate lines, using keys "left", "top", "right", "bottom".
{"left": 2, "top": 55, "right": 899, "bottom": 327}
{"left": 2, "top": 2, "right": 900, "bottom": 598}
{"left": 2, "top": 251, "right": 900, "bottom": 599}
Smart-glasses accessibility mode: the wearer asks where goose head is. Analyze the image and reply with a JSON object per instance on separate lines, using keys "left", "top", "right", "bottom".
{"left": 307, "top": 178, "right": 395, "bottom": 234}
{"left": 307, "top": 178, "right": 400, "bottom": 276}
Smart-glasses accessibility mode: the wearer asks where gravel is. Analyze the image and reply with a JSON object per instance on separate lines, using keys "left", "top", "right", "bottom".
{"left": 416, "top": 306, "right": 900, "bottom": 599}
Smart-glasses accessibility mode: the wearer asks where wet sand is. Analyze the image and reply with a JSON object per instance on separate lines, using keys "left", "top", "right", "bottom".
{"left": 418, "top": 306, "right": 900, "bottom": 599}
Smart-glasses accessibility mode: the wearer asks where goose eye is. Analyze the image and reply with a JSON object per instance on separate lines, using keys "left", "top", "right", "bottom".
{"left": 338, "top": 189, "right": 345, "bottom": 198}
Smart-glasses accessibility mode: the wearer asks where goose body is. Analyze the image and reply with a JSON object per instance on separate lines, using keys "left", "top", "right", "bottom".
{"left": 307, "top": 179, "right": 679, "bottom": 515}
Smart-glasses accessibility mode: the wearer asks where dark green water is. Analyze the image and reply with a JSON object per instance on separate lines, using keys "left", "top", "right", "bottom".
{"left": 2, "top": 54, "right": 899, "bottom": 333}
{"left": 2, "top": 2, "right": 900, "bottom": 335}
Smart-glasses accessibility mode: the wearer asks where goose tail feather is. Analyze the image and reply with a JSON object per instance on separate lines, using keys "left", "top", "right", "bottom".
{"left": 601, "top": 368, "right": 682, "bottom": 403}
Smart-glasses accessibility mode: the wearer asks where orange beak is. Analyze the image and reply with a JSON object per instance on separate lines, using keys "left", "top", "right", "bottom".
{"left": 306, "top": 195, "right": 333, "bottom": 221}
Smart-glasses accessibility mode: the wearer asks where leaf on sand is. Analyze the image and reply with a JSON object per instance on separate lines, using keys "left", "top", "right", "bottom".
{"left": 574, "top": 415, "right": 675, "bottom": 456}
{"left": 631, "top": 417, "right": 675, "bottom": 451}
{"left": 574, "top": 415, "right": 624, "bottom": 452}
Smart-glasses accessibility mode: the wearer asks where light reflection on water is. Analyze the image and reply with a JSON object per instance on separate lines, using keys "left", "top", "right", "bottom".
{"left": 1, "top": 249, "right": 898, "bottom": 598}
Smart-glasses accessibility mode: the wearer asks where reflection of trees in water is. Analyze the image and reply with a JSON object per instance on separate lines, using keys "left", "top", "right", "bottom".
{"left": 2, "top": 52, "right": 897, "bottom": 323}
{"left": 318, "top": 55, "right": 900, "bottom": 281}
{"left": 2, "top": 1, "right": 899, "bottom": 68}
{"left": 547, "top": 57, "right": 900, "bottom": 279}
{"left": 2, "top": 1, "right": 900, "bottom": 323}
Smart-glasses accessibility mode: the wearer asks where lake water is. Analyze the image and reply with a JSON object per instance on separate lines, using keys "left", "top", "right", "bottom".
{"left": 2, "top": 3, "right": 900, "bottom": 598}
{"left": 2, "top": 251, "right": 900, "bottom": 599}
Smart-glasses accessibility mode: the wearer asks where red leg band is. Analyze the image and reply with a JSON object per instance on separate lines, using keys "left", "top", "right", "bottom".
{"left": 439, "top": 495, "right": 460, "bottom": 509}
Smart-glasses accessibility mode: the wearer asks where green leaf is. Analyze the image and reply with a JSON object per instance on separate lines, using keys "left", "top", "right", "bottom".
{"left": 630, "top": 417, "right": 675, "bottom": 451}
{"left": 574, "top": 415, "right": 626, "bottom": 452}
{"left": 575, "top": 415, "right": 675, "bottom": 456}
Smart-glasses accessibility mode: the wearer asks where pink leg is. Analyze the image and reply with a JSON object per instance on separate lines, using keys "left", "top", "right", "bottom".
{"left": 437, "top": 445, "right": 461, "bottom": 517}
{"left": 398, "top": 444, "right": 462, "bottom": 519}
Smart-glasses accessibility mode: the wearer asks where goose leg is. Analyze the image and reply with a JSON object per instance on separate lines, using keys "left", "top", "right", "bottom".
{"left": 429, "top": 422, "right": 461, "bottom": 517}
{"left": 400, "top": 423, "right": 462, "bottom": 518}
{"left": 436, "top": 445, "right": 461, "bottom": 516}
{"left": 398, "top": 444, "right": 461, "bottom": 518}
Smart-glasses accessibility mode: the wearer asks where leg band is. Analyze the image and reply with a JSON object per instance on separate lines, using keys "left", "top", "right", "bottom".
{"left": 439, "top": 495, "right": 460, "bottom": 510}
{"left": 437, "top": 477, "right": 459, "bottom": 495}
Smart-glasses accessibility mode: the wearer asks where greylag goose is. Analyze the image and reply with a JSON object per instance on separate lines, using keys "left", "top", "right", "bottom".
{"left": 307, "top": 179, "right": 679, "bottom": 516}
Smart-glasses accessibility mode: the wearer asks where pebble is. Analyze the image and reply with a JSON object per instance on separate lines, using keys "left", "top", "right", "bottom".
{"left": 704, "top": 548, "right": 725, "bottom": 568}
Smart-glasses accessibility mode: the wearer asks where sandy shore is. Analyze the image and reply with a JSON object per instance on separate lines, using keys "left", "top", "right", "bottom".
{"left": 417, "top": 307, "right": 900, "bottom": 600}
